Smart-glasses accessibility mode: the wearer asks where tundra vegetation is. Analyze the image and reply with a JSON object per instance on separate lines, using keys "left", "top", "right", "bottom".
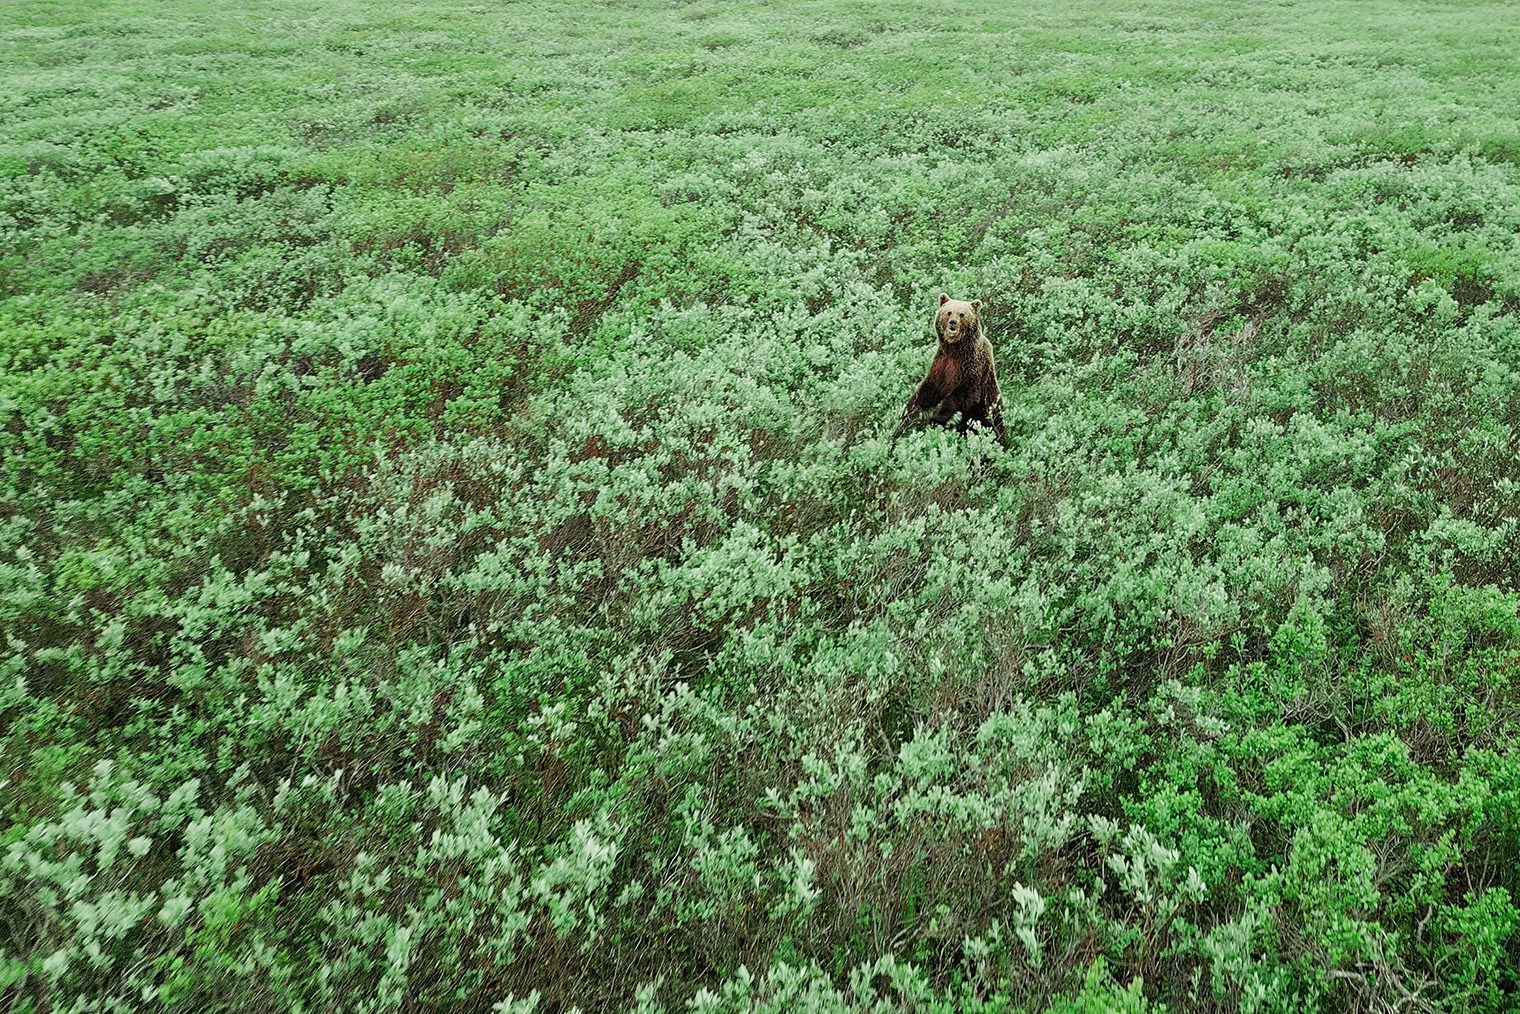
{"left": 4, "top": 1, "right": 1520, "bottom": 1011}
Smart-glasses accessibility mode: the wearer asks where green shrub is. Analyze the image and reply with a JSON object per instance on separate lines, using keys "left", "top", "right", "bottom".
{"left": 6, "top": 0, "right": 1520, "bottom": 1010}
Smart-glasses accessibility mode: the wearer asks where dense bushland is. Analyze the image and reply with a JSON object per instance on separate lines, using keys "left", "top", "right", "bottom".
{"left": 5, "top": 1, "right": 1520, "bottom": 1011}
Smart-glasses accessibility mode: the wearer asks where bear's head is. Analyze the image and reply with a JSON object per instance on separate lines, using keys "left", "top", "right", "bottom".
{"left": 935, "top": 293, "right": 981, "bottom": 345}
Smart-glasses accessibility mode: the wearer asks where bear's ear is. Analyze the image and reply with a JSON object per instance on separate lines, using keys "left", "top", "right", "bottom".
{"left": 938, "top": 293, "right": 950, "bottom": 306}
{"left": 971, "top": 299, "right": 981, "bottom": 312}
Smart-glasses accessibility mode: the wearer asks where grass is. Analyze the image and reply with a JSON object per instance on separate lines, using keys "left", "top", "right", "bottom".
{"left": 4, "top": 0, "right": 1520, "bottom": 1011}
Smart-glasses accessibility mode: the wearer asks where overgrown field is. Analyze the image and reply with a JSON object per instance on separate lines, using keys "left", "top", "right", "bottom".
{"left": 5, "top": 0, "right": 1520, "bottom": 1010}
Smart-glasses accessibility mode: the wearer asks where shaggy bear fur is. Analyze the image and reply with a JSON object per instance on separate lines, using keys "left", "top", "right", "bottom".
{"left": 895, "top": 293, "right": 1005, "bottom": 445}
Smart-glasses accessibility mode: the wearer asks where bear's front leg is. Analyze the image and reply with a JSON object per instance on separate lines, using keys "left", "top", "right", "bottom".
{"left": 895, "top": 379, "right": 943, "bottom": 434}
{"left": 928, "top": 390, "right": 966, "bottom": 426}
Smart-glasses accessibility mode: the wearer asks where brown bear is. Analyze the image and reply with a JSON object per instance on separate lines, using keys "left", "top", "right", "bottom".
{"left": 895, "top": 293, "right": 1005, "bottom": 445}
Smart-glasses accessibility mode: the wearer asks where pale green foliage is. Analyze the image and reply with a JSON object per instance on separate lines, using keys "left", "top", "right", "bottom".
{"left": 5, "top": 0, "right": 1520, "bottom": 1011}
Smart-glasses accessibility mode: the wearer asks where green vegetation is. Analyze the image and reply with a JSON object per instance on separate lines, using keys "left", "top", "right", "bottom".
{"left": 5, "top": 0, "right": 1520, "bottom": 1009}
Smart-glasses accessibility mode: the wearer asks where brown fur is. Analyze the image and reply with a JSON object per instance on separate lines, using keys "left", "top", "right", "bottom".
{"left": 895, "top": 293, "right": 1005, "bottom": 445}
